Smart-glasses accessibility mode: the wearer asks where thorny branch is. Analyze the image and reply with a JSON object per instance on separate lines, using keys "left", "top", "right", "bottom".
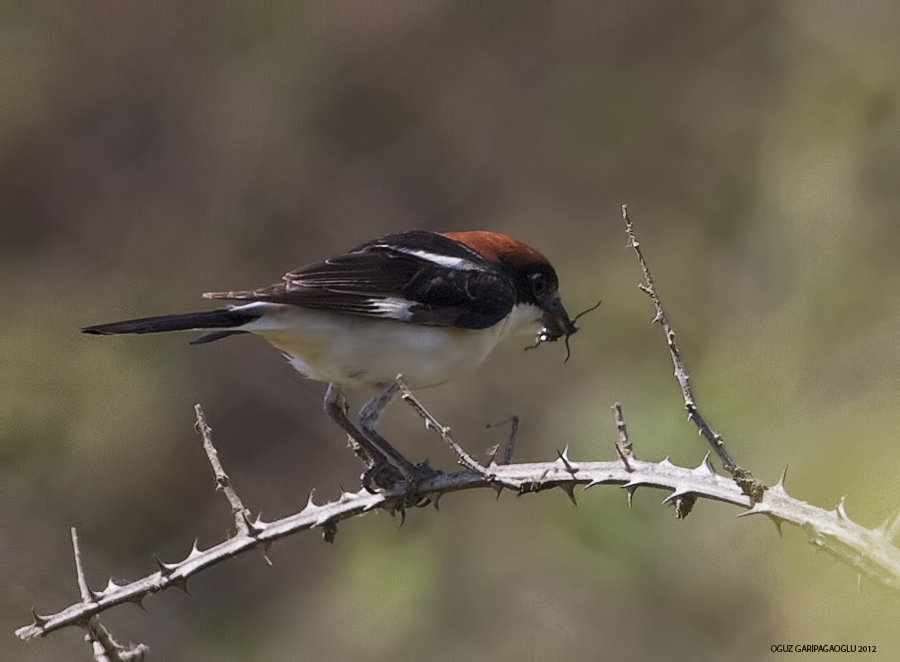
{"left": 397, "top": 376, "right": 522, "bottom": 491}
{"left": 18, "top": 431, "right": 900, "bottom": 643}
{"left": 622, "top": 205, "right": 765, "bottom": 501}
{"left": 16, "top": 206, "right": 900, "bottom": 653}
{"left": 70, "top": 528, "right": 148, "bottom": 661}
{"left": 195, "top": 405, "right": 253, "bottom": 538}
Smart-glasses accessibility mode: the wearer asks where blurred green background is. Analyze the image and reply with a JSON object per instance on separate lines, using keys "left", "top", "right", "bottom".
{"left": 3, "top": 2, "right": 900, "bottom": 660}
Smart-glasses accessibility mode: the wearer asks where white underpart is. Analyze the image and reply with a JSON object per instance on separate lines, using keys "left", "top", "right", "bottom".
{"left": 231, "top": 301, "right": 543, "bottom": 390}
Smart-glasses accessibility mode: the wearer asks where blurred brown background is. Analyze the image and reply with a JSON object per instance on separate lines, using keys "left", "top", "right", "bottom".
{"left": 4, "top": 2, "right": 900, "bottom": 660}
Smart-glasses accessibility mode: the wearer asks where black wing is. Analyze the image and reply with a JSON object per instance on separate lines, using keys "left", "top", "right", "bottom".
{"left": 204, "top": 231, "right": 517, "bottom": 330}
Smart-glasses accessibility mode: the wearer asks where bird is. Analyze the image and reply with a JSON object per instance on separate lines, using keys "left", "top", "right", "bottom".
{"left": 82, "top": 230, "right": 578, "bottom": 490}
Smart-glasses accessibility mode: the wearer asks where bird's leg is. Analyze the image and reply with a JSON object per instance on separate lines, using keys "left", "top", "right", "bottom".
{"left": 358, "top": 383, "right": 421, "bottom": 480}
{"left": 323, "top": 384, "right": 377, "bottom": 465}
{"left": 323, "top": 384, "right": 404, "bottom": 491}
{"left": 358, "top": 383, "right": 441, "bottom": 489}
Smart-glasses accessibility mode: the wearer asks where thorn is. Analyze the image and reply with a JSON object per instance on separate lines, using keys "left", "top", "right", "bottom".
{"left": 86, "top": 585, "right": 103, "bottom": 602}
{"left": 582, "top": 477, "right": 616, "bottom": 490}
{"left": 659, "top": 457, "right": 674, "bottom": 468}
{"left": 558, "top": 482, "right": 577, "bottom": 506}
{"left": 768, "top": 515, "right": 784, "bottom": 538}
{"left": 429, "top": 492, "right": 442, "bottom": 510}
{"left": 736, "top": 502, "right": 775, "bottom": 518}
{"left": 661, "top": 488, "right": 691, "bottom": 506}
{"left": 241, "top": 511, "right": 265, "bottom": 536}
{"left": 555, "top": 447, "right": 578, "bottom": 475}
{"left": 383, "top": 498, "right": 401, "bottom": 517}
{"left": 261, "top": 542, "right": 273, "bottom": 566}
{"left": 305, "top": 489, "right": 318, "bottom": 511}
{"left": 625, "top": 485, "right": 636, "bottom": 507}
{"left": 777, "top": 465, "right": 788, "bottom": 486}
{"left": 103, "top": 578, "right": 121, "bottom": 595}
{"left": 171, "top": 576, "right": 191, "bottom": 596}
{"left": 31, "top": 608, "right": 49, "bottom": 627}
{"left": 693, "top": 452, "right": 715, "bottom": 475}
{"left": 338, "top": 486, "right": 353, "bottom": 503}
{"left": 129, "top": 593, "right": 148, "bottom": 612}
{"left": 493, "top": 483, "right": 503, "bottom": 499}
{"left": 154, "top": 555, "right": 178, "bottom": 577}
{"left": 769, "top": 466, "right": 789, "bottom": 496}
{"left": 837, "top": 496, "right": 849, "bottom": 521}
{"left": 187, "top": 539, "right": 202, "bottom": 560}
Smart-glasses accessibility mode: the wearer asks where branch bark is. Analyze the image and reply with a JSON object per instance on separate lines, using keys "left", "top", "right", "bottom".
{"left": 17, "top": 445, "right": 900, "bottom": 641}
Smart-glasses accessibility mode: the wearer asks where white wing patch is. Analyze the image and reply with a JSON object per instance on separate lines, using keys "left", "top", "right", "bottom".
{"left": 369, "top": 298, "right": 415, "bottom": 320}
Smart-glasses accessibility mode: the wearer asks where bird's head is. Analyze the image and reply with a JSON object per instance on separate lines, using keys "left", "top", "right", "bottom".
{"left": 443, "top": 231, "right": 578, "bottom": 346}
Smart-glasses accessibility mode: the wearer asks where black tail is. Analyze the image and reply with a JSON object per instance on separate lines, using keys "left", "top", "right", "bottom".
{"left": 82, "top": 308, "right": 261, "bottom": 343}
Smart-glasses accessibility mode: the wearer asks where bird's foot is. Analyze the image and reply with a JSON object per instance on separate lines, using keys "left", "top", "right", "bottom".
{"left": 362, "top": 459, "right": 443, "bottom": 508}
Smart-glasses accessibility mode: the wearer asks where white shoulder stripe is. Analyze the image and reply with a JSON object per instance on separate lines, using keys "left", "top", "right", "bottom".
{"left": 377, "top": 245, "right": 479, "bottom": 271}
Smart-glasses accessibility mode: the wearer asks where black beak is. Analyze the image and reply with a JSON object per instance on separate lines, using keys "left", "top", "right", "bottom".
{"left": 540, "top": 296, "right": 577, "bottom": 342}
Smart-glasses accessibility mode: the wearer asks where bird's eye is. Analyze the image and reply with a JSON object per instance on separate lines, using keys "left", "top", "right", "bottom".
{"left": 530, "top": 272, "right": 548, "bottom": 296}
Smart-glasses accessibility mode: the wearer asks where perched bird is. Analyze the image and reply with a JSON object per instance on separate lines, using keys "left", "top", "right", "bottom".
{"left": 83, "top": 230, "right": 578, "bottom": 488}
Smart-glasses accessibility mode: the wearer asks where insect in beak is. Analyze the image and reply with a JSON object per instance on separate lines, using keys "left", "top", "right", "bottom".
{"left": 525, "top": 298, "right": 602, "bottom": 362}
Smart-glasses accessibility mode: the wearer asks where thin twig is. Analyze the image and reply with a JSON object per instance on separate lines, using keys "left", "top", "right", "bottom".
{"left": 396, "top": 377, "right": 522, "bottom": 490}
{"left": 195, "top": 404, "right": 252, "bottom": 536}
{"left": 500, "top": 416, "right": 519, "bottom": 465}
{"left": 612, "top": 404, "right": 637, "bottom": 507}
{"left": 485, "top": 417, "right": 520, "bottom": 465}
{"left": 72, "top": 528, "right": 93, "bottom": 605}
{"left": 612, "top": 402, "right": 634, "bottom": 471}
{"left": 84, "top": 622, "right": 146, "bottom": 662}
{"left": 71, "top": 529, "right": 148, "bottom": 662}
{"left": 622, "top": 205, "right": 765, "bottom": 501}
